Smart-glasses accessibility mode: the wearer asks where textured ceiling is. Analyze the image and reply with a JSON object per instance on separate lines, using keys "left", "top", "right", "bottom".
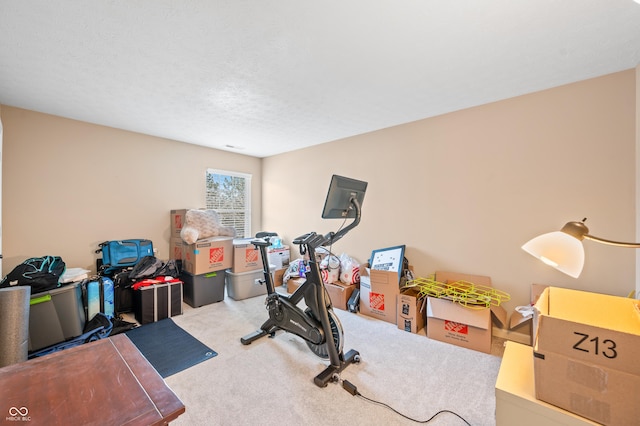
{"left": 1, "top": 1, "right": 640, "bottom": 158}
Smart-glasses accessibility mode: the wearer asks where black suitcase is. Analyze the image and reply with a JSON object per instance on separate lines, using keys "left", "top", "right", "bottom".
{"left": 110, "top": 267, "right": 135, "bottom": 314}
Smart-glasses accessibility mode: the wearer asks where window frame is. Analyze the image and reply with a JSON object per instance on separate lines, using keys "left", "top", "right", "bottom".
{"left": 205, "top": 168, "right": 252, "bottom": 238}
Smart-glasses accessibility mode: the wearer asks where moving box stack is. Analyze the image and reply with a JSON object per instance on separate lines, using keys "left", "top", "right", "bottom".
{"left": 171, "top": 209, "right": 230, "bottom": 307}
{"left": 170, "top": 209, "right": 285, "bottom": 306}
{"left": 226, "top": 238, "right": 276, "bottom": 301}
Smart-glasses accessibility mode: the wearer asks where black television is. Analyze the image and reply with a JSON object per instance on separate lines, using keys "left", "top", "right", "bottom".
{"left": 321, "top": 175, "right": 368, "bottom": 219}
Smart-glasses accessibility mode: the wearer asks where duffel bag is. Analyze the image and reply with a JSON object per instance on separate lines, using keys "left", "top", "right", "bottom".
{"left": 96, "top": 239, "right": 153, "bottom": 273}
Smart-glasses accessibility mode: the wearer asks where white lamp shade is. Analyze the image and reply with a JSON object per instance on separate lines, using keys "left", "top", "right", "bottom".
{"left": 521, "top": 231, "right": 585, "bottom": 278}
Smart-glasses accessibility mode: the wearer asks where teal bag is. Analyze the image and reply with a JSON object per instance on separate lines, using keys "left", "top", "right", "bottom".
{"left": 96, "top": 239, "right": 153, "bottom": 273}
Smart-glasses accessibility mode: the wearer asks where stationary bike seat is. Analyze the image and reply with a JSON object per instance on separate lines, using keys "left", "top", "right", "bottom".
{"left": 252, "top": 232, "right": 278, "bottom": 247}
{"left": 255, "top": 231, "right": 278, "bottom": 238}
{"left": 251, "top": 238, "right": 270, "bottom": 247}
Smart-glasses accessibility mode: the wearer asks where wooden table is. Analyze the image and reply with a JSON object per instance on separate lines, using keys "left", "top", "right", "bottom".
{"left": 0, "top": 334, "right": 185, "bottom": 425}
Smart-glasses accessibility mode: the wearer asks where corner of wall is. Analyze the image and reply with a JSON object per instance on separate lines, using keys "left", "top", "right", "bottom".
{"left": 635, "top": 64, "right": 640, "bottom": 299}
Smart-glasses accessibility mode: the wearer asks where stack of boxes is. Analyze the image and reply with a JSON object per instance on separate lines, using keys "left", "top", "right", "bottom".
{"left": 225, "top": 239, "right": 273, "bottom": 301}
{"left": 170, "top": 209, "right": 232, "bottom": 308}
{"left": 170, "top": 209, "right": 291, "bottom": 306}
{"left": 169, "top": 209, "right": 187, "bottom": 263}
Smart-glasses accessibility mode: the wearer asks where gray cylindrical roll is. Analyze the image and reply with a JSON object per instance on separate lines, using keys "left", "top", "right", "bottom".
{"left": 0, "top": 286, "right": 31, "bottom": 367}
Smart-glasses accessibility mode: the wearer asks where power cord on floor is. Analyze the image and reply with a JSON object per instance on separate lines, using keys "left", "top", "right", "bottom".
{"left": 341, "top": 379, "right": 472, "bottom": 425}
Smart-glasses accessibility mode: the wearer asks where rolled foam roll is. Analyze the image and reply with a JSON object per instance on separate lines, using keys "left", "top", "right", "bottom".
{"left": 0, "top": 286, "right": 31, "bottom": 367}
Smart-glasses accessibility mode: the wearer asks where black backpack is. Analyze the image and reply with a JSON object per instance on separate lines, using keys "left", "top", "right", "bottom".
{"left": 129, "top": 256, "right": 165, "bottom": 281}
{"left": 0, "top": 256, "right": 66, "bottom": 293}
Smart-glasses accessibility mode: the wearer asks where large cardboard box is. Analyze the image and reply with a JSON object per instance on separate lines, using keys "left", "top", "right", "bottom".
{"left": 397, "top": 286, "right": 425, "bottom": 333}
{"left": 274, "top": 268, "right": 285, "bottom": 288}
{"left": 532, "top": 287, "right": 640, "bottom": 425}
{"left": 496, "top": 341, "right": 598, "bottom": 426}
{"left": 285, "top": 277, "right": 353, "bottom": 309}
{"left": 359, "top": 265, "right": 402, "bottom": 324}
{"left": 232, "top": 238, "right": 263, "bottom": 273}
{"left": 169, "top": 237, "right": 184, "bottom": 261}
{"left": 182, "top": 236, "right": 233, "bottom": 275}
{"left": 170, "top": 209, "right": 188, "bottom": 237}
{"left": 426, "top": 271, "right": 506, "bottom": 354}
{"left": 325, "top": 281, "right": 356, "bottom": 311}
{"left": 286, "top": 277, "right": 305, "bottom": 294}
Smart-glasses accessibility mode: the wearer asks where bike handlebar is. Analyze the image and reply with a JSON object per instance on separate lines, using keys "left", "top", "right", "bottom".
{"left": 293, "top": 197, "right": 362, "bottom": 249}
{"left": 253, "top": 197, "right": 362, "bottom": 250}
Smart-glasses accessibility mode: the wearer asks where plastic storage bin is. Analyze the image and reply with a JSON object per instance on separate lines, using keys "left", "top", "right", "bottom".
{"left": 225, "top": 266, "right": 275, "bottom": 301}
{"left": 180, "top": 271, "right": 225, "bottom": 308}
{"left": 28, "top": 282, "right": 86, "bottom": 352}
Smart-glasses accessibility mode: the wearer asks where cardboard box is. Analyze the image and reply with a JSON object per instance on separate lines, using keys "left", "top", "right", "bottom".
{"left": 285, "top": 277, "right": 352, "bottom": 310}
{"left": 267, "top": 246, "right": 290, "bottom": 269}
{"left": 182, "top": 236, "right": 233, "bottom": 275}
{"left": 397, "top": 286, "right": 425, "bottom": 333}
{"left": 496, "top": 341, "right": 598, "bottom": 426}
{"left": 170, "top": 209, "right": 188, "bottom": 237}
{"left": 425, "top": 271, "right": 506, "bottom": 354}
{"left": 274, "top": 268, "right": 285, "bottom": 287}
{"left": 232, "top": 238, "right": 263, "bottom": 273}
{"left": 169, "top": 237, "right": 184, "bottom": 261}
{"left": 325, "top": 281, "right": 356, "bottom": 311}
{"left": 359, "top": 264, "right": 403, "bottom": 324}
{"left": 532, "top": 287, "right": 640, "bottom": 425}
{"left": 504, "top": 283, "right": 549, "bottom": 345}
{"left": 286, "top": 277, "right": 305, "bottom": 294}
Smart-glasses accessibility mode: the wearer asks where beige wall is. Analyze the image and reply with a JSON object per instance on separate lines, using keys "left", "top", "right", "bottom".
{"left": 1, "top": 70, "right": 636, "bottom": 311}
{"left": 263, "top": 70, "right": 637, "bottom": 311}
{"left": 0, "top": 106, "right": 262, "bottom": 274}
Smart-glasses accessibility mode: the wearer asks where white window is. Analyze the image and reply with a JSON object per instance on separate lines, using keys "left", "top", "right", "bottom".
{"left": 206, "top": 169, "right": 251, "bottom": 238}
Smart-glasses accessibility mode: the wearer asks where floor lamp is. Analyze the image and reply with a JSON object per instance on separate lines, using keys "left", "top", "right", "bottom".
{"left": 521, "top": 218, "right": 640, "bottom": 279}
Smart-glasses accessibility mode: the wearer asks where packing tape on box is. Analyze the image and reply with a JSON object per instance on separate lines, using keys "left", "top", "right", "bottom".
{"left": 0, "top": 286, "right": 31, "bottom": 367}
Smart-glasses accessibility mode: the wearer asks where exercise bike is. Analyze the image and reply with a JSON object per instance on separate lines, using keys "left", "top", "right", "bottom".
{"left": 241, "top": 175, "right": 367, "bottom": 387}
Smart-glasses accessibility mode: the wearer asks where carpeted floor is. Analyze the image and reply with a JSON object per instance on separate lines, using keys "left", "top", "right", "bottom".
{"left": 160, "top": 288, "right": 504, "bottom": 425}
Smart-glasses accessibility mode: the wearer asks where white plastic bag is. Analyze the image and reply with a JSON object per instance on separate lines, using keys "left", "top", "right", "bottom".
{"left": 339, "top": 253, "right": 360, "bottom": 285}
{"left": 320, "top": 253, "right": 340, "bottom": 284}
